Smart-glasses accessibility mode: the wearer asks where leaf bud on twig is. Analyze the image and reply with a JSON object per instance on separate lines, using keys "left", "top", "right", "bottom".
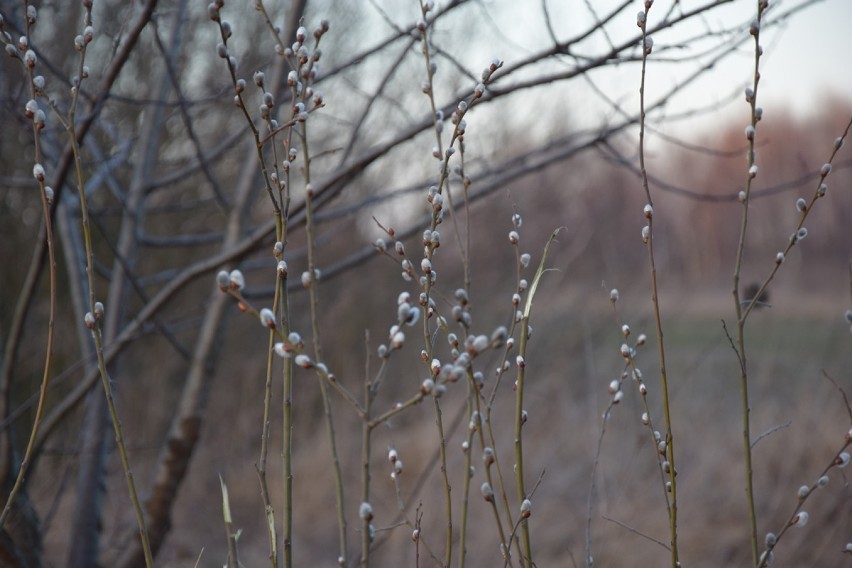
{"left": 749, "top": 19, "right": 760, "bottom": 36}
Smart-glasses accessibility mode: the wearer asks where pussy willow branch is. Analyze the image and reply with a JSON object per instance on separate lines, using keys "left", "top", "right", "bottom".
{"left": 514, "top": 317, "right": 533, "bottom": 568}
{"left": 732, "top": 2, "right": 768, "bottom": 563}
{"left": 756, "top": 436, "right": 852, "bottom": 568}
{"left": 637, "top": 3, "right": 678, "bottom": 565}
{"left": 304, "top": 185, "right": 349, "bottom": 565}
{"left": 0, "top": 20, "right": 57, "bottom": 534}
{"left": 68, "top": 49, "right": 155, "bottom": 568}
{"left": 739, "top": 114, "right": 852, "bottom": 324}
{"left": 0, "top": 0, "right": 159, "bottom": 464}
{"left": 417, "top": 3, "right": 452, "bottom": 564}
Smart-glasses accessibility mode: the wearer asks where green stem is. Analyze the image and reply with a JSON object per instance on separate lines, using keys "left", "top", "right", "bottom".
{"left": 638, "top": 9, "right": 678, "bottom": 564}
{"left": 515, "top": 319, "right": 532, "bottom": 568}
{"left": 732, "top": 4, "right": 769, "bottom": 564}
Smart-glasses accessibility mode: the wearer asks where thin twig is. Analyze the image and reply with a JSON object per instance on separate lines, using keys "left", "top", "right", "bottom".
{"left": 601, "top": 515, "right": 671, "bottom": 551}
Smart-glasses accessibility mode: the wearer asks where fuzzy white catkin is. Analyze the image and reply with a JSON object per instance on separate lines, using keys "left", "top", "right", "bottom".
{"left": 229, "top": 270, "right": 245, "bottom": 290}
{"left": 259, "top": 308, "right": 275, "bottom": 328}
{"left": 273, "top": 343, "right": 289, "bottom": 358}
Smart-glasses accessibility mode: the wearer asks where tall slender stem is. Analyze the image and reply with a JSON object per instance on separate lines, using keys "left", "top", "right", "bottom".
{"left": 637, "top": 7, "right": 678, "bottom": 564}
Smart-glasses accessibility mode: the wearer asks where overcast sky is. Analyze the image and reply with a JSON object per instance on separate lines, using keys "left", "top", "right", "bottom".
{"left": 680, "top": 0, "right": 852, "bottom": 124}
{"left": 758, "top": 0, "right": 852, "bottom": 114}
{"left": 651, "top": 0, "right": 852, "bottom": 137}
{"left": 468, "top": 0, "right": 852, "bottom": 137}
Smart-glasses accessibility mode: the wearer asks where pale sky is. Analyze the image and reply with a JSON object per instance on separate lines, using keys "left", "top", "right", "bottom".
{"left": 682, "top": 0, "right": 852, "bottom": 124}
{"left": 642, "top": 0, "right": 852, "bottom": 139}
{"left": 755, "top": 0, "right": 852, "bottom": 113}
{"left": 469, "top": 0, "right": 852, "bottom": 130}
